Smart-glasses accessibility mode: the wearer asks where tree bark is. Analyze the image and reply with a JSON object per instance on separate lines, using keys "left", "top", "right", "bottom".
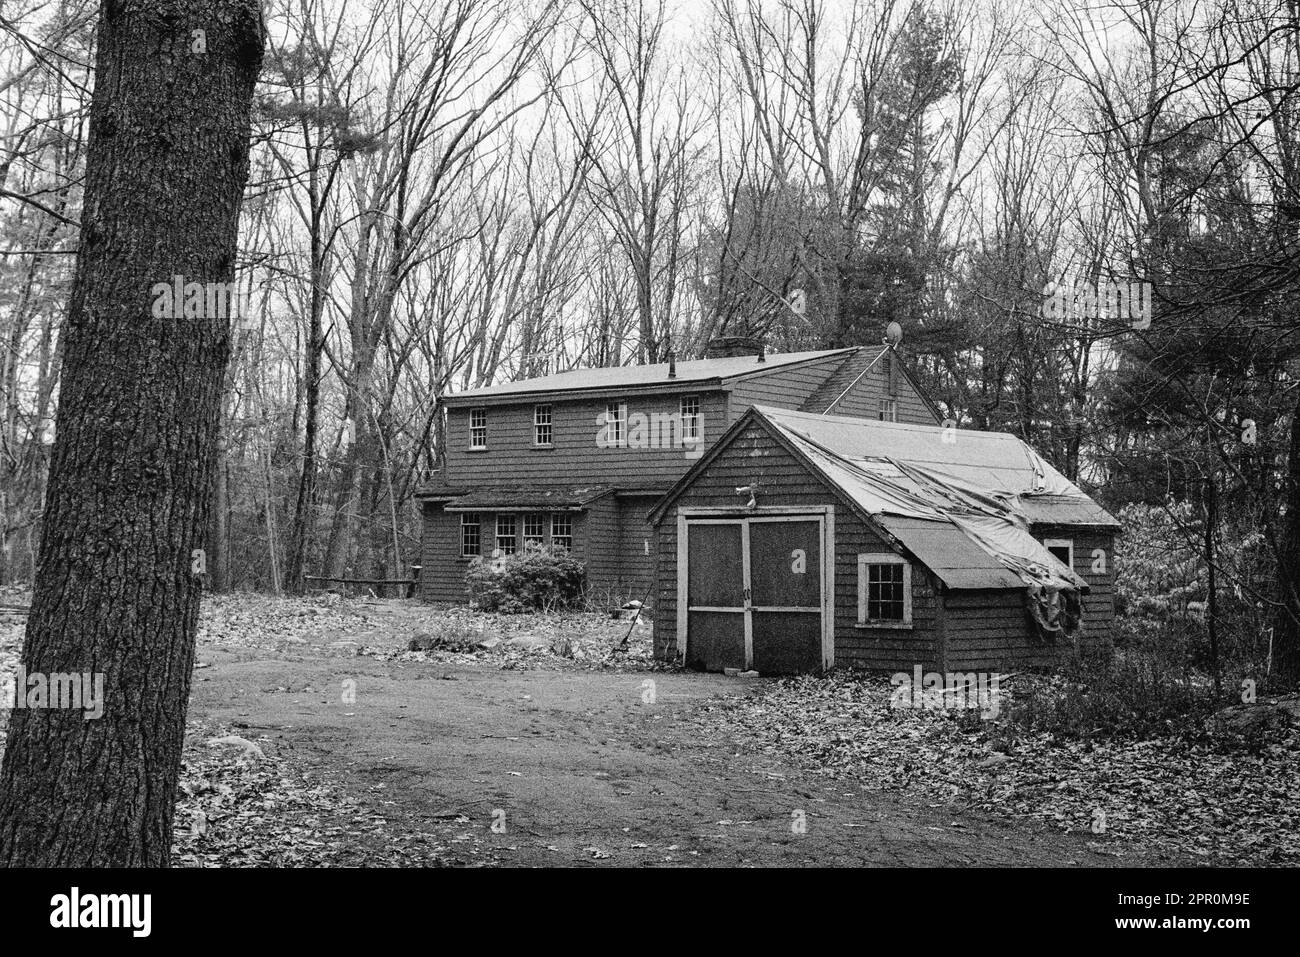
{"left": 1273, "top": 389, "right": 1300, "bottom": 684}
{"left": 0, "top": 0, "right": 263, "bottom": 866}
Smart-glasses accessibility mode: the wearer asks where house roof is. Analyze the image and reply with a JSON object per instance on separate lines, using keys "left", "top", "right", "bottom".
{"left": 652, "top": 406, "right": 1118, "bottom": 592}
{"left": 440, "top": 484, "right": 615, "bottom": 512}
{"left": 756, "top": 407, "right": 1120, "bottom": 529}
{"left": 440, "top": 348, "right": 863, "bottom": 403}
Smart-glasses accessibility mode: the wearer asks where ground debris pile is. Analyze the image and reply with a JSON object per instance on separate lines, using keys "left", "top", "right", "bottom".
{"left": 357, "top": 605, "right": 659, "bottom": 671}
{"left": 172, "top": 721, "right": 447, "bottom": 867}
{"left": 197, "top": 592, "right": 382, "bottom": 653}
{"left": 696, "top": 672, "right": 1300, "bottom": 866}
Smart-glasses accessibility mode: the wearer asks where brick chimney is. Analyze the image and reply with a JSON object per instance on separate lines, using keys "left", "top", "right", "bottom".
{"left": 704, "top": 335, "right": 766, "bottom": 359}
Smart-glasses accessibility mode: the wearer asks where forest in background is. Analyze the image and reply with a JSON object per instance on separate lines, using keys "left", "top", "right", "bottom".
{"left": 1, "top": 0, "right": 1297, "bottom": 676}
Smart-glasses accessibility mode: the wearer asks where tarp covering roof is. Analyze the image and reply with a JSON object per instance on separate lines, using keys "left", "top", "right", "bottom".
{"left": 443, "top": 348, "right": 863, "bottom": 401}
{"left": 756, "top": 406, "right": 1117, "bottom": 591}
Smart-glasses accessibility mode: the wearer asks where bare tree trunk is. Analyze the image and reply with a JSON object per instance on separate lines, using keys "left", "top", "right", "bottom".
{"left": 0, "top": 0, "right": 263, "bottom": 866}
{"left": 1273, "top": 390, "right": 1300, "bottom": 683}
{"left": 211, "top": 420, "right": 230, "bottom": 592}
{"left": 285, "top": 261, "right": 324, "bottom": 592}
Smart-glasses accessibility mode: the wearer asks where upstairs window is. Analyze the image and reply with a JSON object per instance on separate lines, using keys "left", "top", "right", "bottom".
{"left": 534, "top": 404, "right": 553, "bottom": 447}
{"left": 551, "top": 514, "right": 572, "bottom": 551}
{"left": 1044, "top": 538, "right": 1073, "bottom": 570}
{"left": 858, "top": 554, "right": 912, "bottom": 624}
{"left": 495, "top": 514, "right": 516, "bottom": 555}
{"left": 604, "top": 401, "right": 627, "bottom": 447}
{"left": 469, "top": 408, "right": 487, "bottom": 449}
{"left": 461, "top": 515, "right": 480, "bottom": 557}
{"left": 680, "top": 395, "right": 701, "bottom": 441}
{"left": 523, "top": 513, "right": 545, "bottom": 549}
{"left": 878, "top": 398, "right": 898, "bottom": 422}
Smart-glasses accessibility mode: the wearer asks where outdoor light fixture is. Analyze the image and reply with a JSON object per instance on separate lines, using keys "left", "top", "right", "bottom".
{"left": 735, "top": 484, "right": 758, "bottom": 509}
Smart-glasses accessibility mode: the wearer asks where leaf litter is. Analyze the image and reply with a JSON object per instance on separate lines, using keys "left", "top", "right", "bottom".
{"left": 695, "top": 672, "right": 1299, "bottom": 867}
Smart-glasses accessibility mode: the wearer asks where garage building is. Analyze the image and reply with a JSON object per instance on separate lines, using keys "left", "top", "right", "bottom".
{"left": 648, "top": 405, "right": 1121, "bottom": 674}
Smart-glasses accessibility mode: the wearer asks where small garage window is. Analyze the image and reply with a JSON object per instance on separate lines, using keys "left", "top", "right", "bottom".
{"left": 1044, "top": 538, "right": 1073, "bottom": 570}
{"left": 858, "top": 554, "right": 912, "bottom": 624}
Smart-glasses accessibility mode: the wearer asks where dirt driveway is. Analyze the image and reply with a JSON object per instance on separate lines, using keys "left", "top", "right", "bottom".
{"left": 187, "top": 607, "right": 1177, "bottom": 867}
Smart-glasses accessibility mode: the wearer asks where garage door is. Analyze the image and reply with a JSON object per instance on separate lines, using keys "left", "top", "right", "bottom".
{"left": 683, "top": 515, "right": 827, "bottom": 674}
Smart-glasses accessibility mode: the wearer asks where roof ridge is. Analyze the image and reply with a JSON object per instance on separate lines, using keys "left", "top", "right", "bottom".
{"left": 443, "top": 348, "right": 859, "bottom": 402}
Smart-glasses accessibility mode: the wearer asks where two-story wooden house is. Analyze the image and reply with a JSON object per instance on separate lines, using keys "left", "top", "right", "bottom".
{"left": 416, "top": 340, "right": 942, "bottom": 605}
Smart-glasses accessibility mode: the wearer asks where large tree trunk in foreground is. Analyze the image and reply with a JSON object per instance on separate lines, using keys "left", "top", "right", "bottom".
{"left": 0, "top": 0, "right": 263, "bottom": 867}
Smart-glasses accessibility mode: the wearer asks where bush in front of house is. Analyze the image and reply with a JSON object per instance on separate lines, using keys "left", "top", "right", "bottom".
{"left": 465, "top": 546, "right": 586, "bottom": 613}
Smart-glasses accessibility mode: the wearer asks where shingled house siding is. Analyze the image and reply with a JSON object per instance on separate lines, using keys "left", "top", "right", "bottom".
{"left": 653, "top": 420, "right": 940, "bottom": 668}
{"left": 581, "top": 495, "right": 620, "bottom": 603}
{"left": 941, "top": 590, "right": 1063, "bottom": 671}
{"left": 420, "top": 502, "right": 471, "bottom": 603}
{"left": 725, "top": 354, "right": 851, "bottom": 418}
{"left": 444, "top": 391, "right": 728, "bottom": 488}
{"left": 1034, "top": 526, "right": 1117, "bottom": 628}
{"left": 839, "top": 560, "right": 942, "bottom": 671}
{"left": 811, "top": 353, "right": 939, "bottom": 425}
{"left": 616, "top": 496, "right": 657, "bottom": 602}
{"left": 937, "top": 529, "right": 1115, "bottom": 671}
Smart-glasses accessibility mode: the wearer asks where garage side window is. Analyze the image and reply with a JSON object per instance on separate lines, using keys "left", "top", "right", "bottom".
{"left": 1044, "top": 538, "right": 1073, "bottom": 570}
{"left": 857, "top": 554, "right": 912, "bottom": 624}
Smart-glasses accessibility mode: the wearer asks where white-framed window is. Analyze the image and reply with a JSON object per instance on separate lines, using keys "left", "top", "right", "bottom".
{"left": 1044, "top": 538, "right": 1074, "bottom": 570}
{"left": 604, "top": 401, "right": 627, "bottom": 447}
{"left": 551, "top": 514, "right": 572, "bottom": 551}
{"left": 495, "top": 514, "right": 516, "bottom": 555}
{"left": 523, "top": 513, "right": 545, "bottom": 548}
{"left": 461, "top": 515, "right": 480, "bottom": 557}
{"left": 534, "top": 404, "right": 552, "bottom": 446}
{"left": 469, "top": 407, "right": 487, "bottom": 449}
{"left": 878, "top": 398, "right": 897, "bottom": 422}
{"left": 857, "top": 554, "right": 912, "bottom": 624}
{"left": 680, "top": 394, "right": 701, "bottom": 441}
